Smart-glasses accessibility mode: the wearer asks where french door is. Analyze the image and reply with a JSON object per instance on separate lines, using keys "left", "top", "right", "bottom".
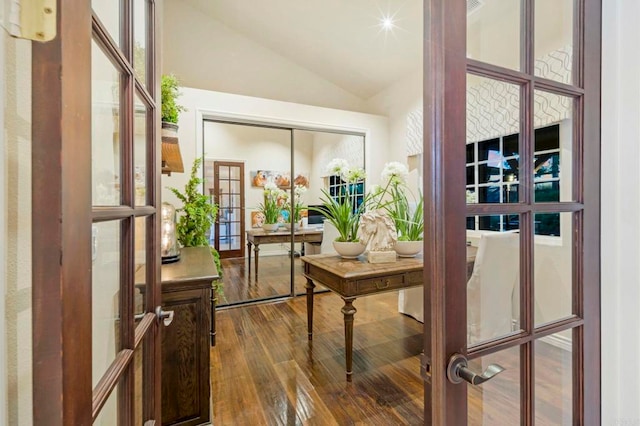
{"left": 32, "top": 0, "right": 162, "bottom": 424}
{"left": 423, "top": 0, "right": 601, "bottom": 424}
{"left": 207, "top": 161, "right": 245, "bottom": 259}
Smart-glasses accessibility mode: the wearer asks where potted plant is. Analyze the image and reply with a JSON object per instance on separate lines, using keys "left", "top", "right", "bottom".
{"left": 167, "top": 157, "right": 223, "bottom": 294}
{"left": 283, "top": 184, "right": 307, "bottom": 230}
{"left": 379, "top": 162, "right": 424, "bottom": 257}
{"left": 310, "top": 158, "right": 368, "bottom": 258}
{"left": 161, "top": 74, "right": 186, "bottom": 173}
{"left": 258, "top": 182, "right": 283, "bottom": 232}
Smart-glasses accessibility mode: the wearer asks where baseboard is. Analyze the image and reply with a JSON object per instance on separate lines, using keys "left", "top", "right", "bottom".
{"left": 540, "top": 333, "right": 572, "bottom": 352}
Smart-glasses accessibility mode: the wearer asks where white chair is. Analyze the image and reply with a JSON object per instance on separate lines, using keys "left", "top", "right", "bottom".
{"left": 398, "top": 232, "right": 519, "bottom": 346}
{"left": 319, "top": 221, "right": 339, "bottom": 254}
{"left": 467, "top": 232, "right": 519, "bottom": 345}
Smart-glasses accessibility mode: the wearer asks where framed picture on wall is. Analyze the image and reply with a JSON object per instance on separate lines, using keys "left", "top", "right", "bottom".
{"left": 250, "top": 170, "right": 310, "bottom": 189}
{"left": 251, "top": 211, "right": 266, "bottom": 228}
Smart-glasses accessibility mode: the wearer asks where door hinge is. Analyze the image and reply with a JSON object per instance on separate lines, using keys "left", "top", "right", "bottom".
{"left": 420, "top": 353, "right": 432, "bottom": 382}
{"left": 1, "top": 0, "right": 56, "bottom": 41}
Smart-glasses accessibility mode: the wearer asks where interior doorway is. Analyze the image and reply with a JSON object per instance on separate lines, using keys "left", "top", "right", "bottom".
{"left": 205, "top": 160, "right": 245, "bottom": 259}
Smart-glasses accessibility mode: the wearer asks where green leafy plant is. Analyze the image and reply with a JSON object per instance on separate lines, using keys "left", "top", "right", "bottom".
{"left": 312, "top": 188, "right": 364, "bottom": 242}
{"left": 309, "top": 159, "right": 368, "bottom": 242}
{"left": 168, "top": 157, "right": 223, "bottom": 293}
{"left": 283, "top": 185, "right": 307, "bottom": 223}
{"left": 386, "top": 185, "right": 424, "bottom": 241}
{"left": 379, "top": 162, "right": 424, "bottom": 241}
{"left": 161, "top": 74, "right": 186, "bottom": 124}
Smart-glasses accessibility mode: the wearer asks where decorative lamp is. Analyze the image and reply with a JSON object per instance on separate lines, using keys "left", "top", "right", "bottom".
{"left": 161, "top": 202, "right": 180, "bottom": 264}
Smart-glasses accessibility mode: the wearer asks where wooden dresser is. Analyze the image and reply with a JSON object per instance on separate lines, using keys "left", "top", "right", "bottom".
{"left": 159, "top": 246, "right": 218, "bottom": 426}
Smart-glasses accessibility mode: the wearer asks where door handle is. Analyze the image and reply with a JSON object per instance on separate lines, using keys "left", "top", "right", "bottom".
{"left": 446, "top": 353, "right": 504, "bottom": 385}
{"left": 155, "top": 306, "right": 174, "bottom": 327}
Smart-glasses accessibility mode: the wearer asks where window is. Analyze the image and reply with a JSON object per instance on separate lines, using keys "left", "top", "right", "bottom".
{"left": 327, "top": 175, "right": 365, "bottom": 212}
{"left": 466, "top": 124, "right": 561, "bottom": 236}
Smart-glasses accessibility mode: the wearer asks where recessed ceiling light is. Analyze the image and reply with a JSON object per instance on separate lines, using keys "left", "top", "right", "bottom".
{"left": 380, "top": 16, "right": 395, "bottom": 31}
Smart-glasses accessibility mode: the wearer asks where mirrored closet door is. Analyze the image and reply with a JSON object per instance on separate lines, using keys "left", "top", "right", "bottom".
{"left": 203, "top": 120, "right": 364, "bottom": 306}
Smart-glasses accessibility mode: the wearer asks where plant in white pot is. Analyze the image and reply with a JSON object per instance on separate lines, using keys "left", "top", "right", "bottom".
{"left": 258, "top": 182, "right": 283, "bottom": 232}
{"left": 283, "top": 184, "right": 306, "bottom": 230}
{"left": 310, "top": 159, "right": 368, "bottom": 258}
{"left": 379, "top": 162, "right": 424, "bottom": 257}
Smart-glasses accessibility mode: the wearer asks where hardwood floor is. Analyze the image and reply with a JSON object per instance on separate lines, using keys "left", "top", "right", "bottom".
{"left": 211, "top": 291, "right": 425, "bottom": 425}
{"left": 212, "top": 258, "right": 572, "bottom": 425}
{"left": 218, "top": 253, "right": 321, "bottom": 306}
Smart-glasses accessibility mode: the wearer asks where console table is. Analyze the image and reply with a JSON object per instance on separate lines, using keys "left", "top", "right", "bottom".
{"left": 302, "top": 249, "right": 476, "bottom": 382}
{"left": 159, "top": 247, "right": 218, "bottom": 426}
{"left": 246, "top": 228, "right": 323, "bottom": 279}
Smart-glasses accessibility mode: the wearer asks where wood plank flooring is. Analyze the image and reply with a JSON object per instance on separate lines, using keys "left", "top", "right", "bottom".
{"left": 212, "top": 259, "right": 572, "bottom": 425}
{"left": 218, "top": 254, "right": 319, "bottom": 306}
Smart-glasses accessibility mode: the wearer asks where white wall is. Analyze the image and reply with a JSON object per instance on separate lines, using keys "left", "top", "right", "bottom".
{"left": 601, "top": 0, "right": 640, "bottom": 423}
{"left": 162, "top": 0, "right": 370, "bottom": 114}
{"left": 1, "top": 29, "right": 32, "bottom": 426}
{"left": 162, "top": 87, "right": 389, "bottom": 217}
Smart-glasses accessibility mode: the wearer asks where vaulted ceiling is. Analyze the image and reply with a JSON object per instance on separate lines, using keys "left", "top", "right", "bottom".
{"left": 179, "top": 0, "right": 423, "bottom": 100}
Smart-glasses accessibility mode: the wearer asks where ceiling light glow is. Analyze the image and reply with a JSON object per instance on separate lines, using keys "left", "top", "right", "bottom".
{"left": 380, "top": 16, "right": 395, "bottom": 31}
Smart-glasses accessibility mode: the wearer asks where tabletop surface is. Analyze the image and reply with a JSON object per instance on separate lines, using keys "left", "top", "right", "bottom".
{"left": 246, "top": 227, "right": 324, "bottom": 237}
{"left": 301, "top": 246, "right": 478, "bottom": 280}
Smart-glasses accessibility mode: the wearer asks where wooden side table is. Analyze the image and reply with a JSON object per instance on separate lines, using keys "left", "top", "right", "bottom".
{"left": 159, "top": 247, "right": 219, "bottom": 426}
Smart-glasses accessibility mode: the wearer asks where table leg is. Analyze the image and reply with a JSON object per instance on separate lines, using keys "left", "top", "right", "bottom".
{"left": 253, "top": 244, "right": 260, "bottom": 279}
{"left": 305, "top": 278, "right": 315, "bottom": 340}
{"left": 341, "top": 297, "right": 357, "bottom": 382}
{"left": 247, "top": 241, "right": 252, "bottom": 273}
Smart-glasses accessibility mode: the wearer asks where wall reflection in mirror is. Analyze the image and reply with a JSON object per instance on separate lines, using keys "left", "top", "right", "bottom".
{"left": 202, "top": 120, "right": 364, "bottom": 306}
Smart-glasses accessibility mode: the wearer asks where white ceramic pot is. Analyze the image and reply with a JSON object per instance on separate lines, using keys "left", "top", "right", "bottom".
{"left": 394, "top": 240, "right": 423, "bottom": 257}
{"left": 262, "top": 223, "right": 280, "bottom": 232}
{"left": 332, "top": 241, "right": 366, "bottom": 259}
{"left": 283, "top": 222, "right": 300, "bottom": 231}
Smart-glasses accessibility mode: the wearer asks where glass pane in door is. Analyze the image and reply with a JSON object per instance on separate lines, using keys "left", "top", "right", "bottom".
{"left": 534, "top": 0, "right": 574, "bottom": 84}
{"left": 535, "top": 332, "right": 573, "bottom": 424}
{"left": 134, "top": 216, "right": 146, "bottom": 317}
{"left": 466, "top": 74, "right": 520, "bottom": 205}
{"left": 92, "top": 220, "right": 121, "bottom": 386}
{"left": 134, "top": 338, "right": 146, "bottom": 425}
{"left": 92, "top": 0, "right": 120, "bottom": 47}
{"left": 467, "top": 0, "right": 521, "bottom": 70}
{"left": 534, "top": 212, "right": 573, "bottom": 326}
{"left": 134, "top": 92, "right": 148, "bottom": 206}
{"left": 467, "top": 346, "right": 520, "bottom": 424}
{"left": 133, "top": 0, "right": 148, "bottom": 85}
{"left": 466, "top": 215, "right": 520, "bottom": 345}
{"left": 534, "top": 91, "right": 573, "bottom": 203}
{"left": 91, "top": 40, "right": 121, "bottom": 206}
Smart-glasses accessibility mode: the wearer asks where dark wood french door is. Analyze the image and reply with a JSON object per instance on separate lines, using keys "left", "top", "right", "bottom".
{"left": 207, "top": 161, "right": 245, "bottom": 259}
{"left": 423, "top": 0, "right": 601, "bottom": 424}
{"left": 32, "top": 0, "right": 162, "bottom": 424}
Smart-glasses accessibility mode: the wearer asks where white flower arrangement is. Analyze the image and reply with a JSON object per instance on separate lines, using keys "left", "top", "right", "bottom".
{"left": 326, "top": 158, "right": 350, "bottom": 176}
{"left": 326, "top": 158, "right": 366, "bottom": 183}
{"left": 381, "top": 161, "right": 409, "bottom": 185}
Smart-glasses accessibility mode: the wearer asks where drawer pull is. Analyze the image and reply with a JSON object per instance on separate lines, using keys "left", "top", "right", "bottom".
{"left": 376, "top": 279, "right": 391, "bottom": 289}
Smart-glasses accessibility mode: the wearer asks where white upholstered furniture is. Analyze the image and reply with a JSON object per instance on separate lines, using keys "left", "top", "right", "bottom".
{"left": 398, "top": 232, "right": 519, "bottom": 345}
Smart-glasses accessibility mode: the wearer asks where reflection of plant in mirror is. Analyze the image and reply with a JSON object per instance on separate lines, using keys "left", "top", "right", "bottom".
{"left": 283, "top": 185, "right": 307, "bottom": 223}
{"left": 258, "top": 182, "right": 283, "bottom": 224}
{"left": 161, "top": 74, "right": 186, "bottom": 124}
